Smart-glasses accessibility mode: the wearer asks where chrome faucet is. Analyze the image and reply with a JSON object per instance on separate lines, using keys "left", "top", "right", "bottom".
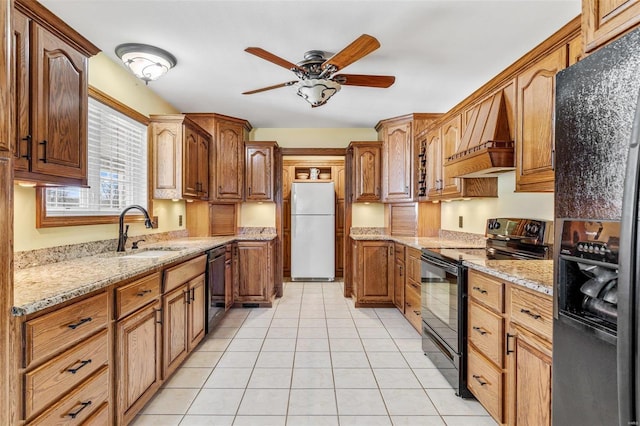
{"left": 117, "top": 205, "right": 154, "bottom": 252}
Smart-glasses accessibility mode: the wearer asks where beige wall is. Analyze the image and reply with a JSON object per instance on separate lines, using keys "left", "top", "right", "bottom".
{"left": 352, "top": 203, "right": 385, "bottom": 228}
{"left": 238, "top": 202, "right": 276, "bottom": 227}
{"left": 251, "top": 128, "right": 377, "bottom": 147}
{"left": 440, "top": 171, "right": 554, "bottom": 234}
{"left": 14, "top": 53, "right": 183, "bottom": 252}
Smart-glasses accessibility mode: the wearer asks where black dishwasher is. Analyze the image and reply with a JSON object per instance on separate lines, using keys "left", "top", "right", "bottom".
{"left": 206, "top": 246, "right": 227, "bottom": 333}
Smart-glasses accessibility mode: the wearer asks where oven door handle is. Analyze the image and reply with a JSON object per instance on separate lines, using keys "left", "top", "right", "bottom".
{"left": 421, "top": 255, "right": 458, "bottom": 275}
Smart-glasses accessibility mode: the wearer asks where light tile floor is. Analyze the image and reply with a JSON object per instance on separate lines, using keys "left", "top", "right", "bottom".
{"left": 132, "top": 281, "right": 497, "bottom": 426}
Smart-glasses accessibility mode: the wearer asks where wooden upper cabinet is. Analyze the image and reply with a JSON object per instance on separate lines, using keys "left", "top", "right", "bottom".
{"left": 440, "top": 114, "right": 463, "bottom": 197}
{"left": 216, "top": 120, "right": 245, "bottom": 201}
{"left": 149, "top": 115, "right": 211, "bottom": 201}
{"left": 568, "top": 34, "right": 583, "bottom": 66}
{"left": 334, "top": 165, "right": 346, "bottom": 200}
{"left": 381, "top": 121, "right": 413, "bottom": 202}
{"left": 350, "top": 141, "right": 381, "bottom": 202}
{"left": 12, "top": 1, "right": 99, "bottom": 185}
{"left": 583, "top": 0, "right": 640, "bottom": 52}
{"left": 245, "top": 142, "right": 276, "bottom": 201}
{"left": 515, "top": 46, "right": 567, "bottom": 192}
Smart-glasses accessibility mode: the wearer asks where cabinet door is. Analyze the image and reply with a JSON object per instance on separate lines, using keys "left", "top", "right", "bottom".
{"left": 441, "top": 114, "right": 463, "bottom": 197}
{"left": 335, "top": 231, "right": 344, "bottom": 278}
{"left": 358, "top": 241, "right": 394, "bottom": 303}
{"left": 12, "top": 9, "right": 29, "bottom": 169}
{"left": 583, "top": 0, "right": 640, "bottom": 52}
{"left": 425, "top": 128, "right": 442, "bottom": 199}
{"left": 516, "top": 46, "right": 567, "bottom": 192}
{"left": 353, "top": 144, "right": 381, "bottom": 201}
{"left": 506, "top": 324, "right": 552, "bottom": 426}
{"left": 116, "top": 300, "right": 162, "bottom": 425}
{"left": 183, "top": 125, "right": 199, "bottom": 198}
{"left": 383, "top": 122, "right": 413, "bottom": 201}
{"left": 237, "top": 242, "right": 268, "bottom": 301}
{"left": 197, "top": 131, "right": 209, "bottom": 199}
{"left": 246, "top": 145, "right": 273, "bottom": 201}
{"left": 394, "top": 257, "right": 405, "bottom": 311}
{"left": 334, "top": 165, "right": 345, "bottom": 200}
{"left": 215, "top": 120, "right": 244, "bottom": 201}
{"left": 188, "top": 275, "right": 206, "bottom": 351}
{"left": 31, "top": 23, "right": 87, "bottom": 181}
{"left": 162, "top": 285, "right": 188, "bottom": 378}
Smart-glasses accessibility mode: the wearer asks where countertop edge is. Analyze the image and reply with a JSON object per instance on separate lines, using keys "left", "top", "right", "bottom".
{"left": 463, "top": 260, "right": 553, "bottom": 296}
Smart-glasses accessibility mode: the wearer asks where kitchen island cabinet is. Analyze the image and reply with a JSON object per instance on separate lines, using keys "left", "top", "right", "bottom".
{"left": 12, "top": 0, "right": 99, "bottom": 186}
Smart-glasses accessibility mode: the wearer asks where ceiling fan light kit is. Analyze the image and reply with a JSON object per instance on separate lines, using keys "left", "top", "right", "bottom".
{"left": 243, "top": 34, "right": 395, "bottom": 107}
{"left": 296, "top": 79, "right": 341, "bottom": 107}
{"left": 115, "top": 43, "right": 177, "bottom": 84}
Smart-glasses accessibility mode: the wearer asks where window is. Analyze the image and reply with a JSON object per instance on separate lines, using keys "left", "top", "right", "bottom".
{"left": 36, "top": 87, "right": 150, "bottom": 227}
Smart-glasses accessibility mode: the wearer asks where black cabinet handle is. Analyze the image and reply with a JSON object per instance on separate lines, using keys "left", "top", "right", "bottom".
{"left": 472, "top": 326, "right": 488, "bottom": 335}
{"left": 520, "top": 308, "right": 542, "bottom": 320}
{"left": 67, "top": 317, "right": 92, "bottom": 330}
{"left": 136, "top": 289, "right": 152, "bottom": 297}
{"left": 399, "top": 266, "right": 403, "bottom": 276}
{"left": 413, "top": 310, "right": 420, "bottom": 316}
{"left": 472, "top": 374, "right": 487, "bottom": 386}
{"left": 472, "top": 286, "right": 488, "bottom": 295}
{"left": 67, "top": 359, "right": 92, "bottom": 374}
{"left": 184, "top": 290, "right": 191, "bottom": 304}
{"left": 67, "top": 401, "right": 91, "bottom": 419}
{"left": 191, "top": 288, "right": 196, "bottom": 301}
{"left": 39, "top": 140, "right": 48, "bottom": 163}
{"left": 21, "top": 135, "right": 32, "bottom": 160}
{"left": 248, "top": 187, "right": 252, "bottom": 196}
{"left": 506, "top": 332, "right": 515, "bottom": 355}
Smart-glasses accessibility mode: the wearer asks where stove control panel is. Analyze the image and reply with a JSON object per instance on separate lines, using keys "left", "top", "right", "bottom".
{"left": 485, "top": 218, "right": 552, "bottom": 245}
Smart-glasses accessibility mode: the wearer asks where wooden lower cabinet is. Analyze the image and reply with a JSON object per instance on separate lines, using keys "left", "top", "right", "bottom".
{"left": 352, "top": 239, "right": 394, "bottom": 307}
{"left": 467, "top": 268, "right": 553, "bottom": 426}
{"left": 187, "top": 275, "right": 206, "bottom": 351}
{"left": 163, "top": 284, "right": 189, "bottom": 378}
{"left": 116, "top": 300, "right": 162, "bottom": 426}
{"left": 235, "top": 240, "right": 275, "bottom": 305}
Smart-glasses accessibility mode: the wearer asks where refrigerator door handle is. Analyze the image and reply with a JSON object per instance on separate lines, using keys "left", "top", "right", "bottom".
{"left": 617, "top": 90, "right": 640, "bottom": 426}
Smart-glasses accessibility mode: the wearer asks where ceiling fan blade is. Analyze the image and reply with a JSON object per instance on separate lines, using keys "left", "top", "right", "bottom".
{"left": 322, "top": 34, "right": 381, "bottom": 73}
{"left": 242, "top": 81, "right": 298, "bottom": 95}
{"left": 333, "top": 74, "right": 395, "bottom": 88}
{"left": 244, "top": 47, "right": 305, "bottom": 73}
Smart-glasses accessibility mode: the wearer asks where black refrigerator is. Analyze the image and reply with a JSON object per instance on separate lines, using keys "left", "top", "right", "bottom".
{"left": 554, "top": 26, "right": 640, "bottom": 426}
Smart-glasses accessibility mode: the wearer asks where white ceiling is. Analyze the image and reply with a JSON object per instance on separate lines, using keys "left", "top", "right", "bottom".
{"left": 40, "top": 0, "right": 581, "bottom": 129}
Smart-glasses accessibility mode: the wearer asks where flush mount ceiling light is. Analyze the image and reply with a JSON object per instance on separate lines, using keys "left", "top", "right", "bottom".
{"left": 115, "top": 43, "right": 177, "bottom": 84}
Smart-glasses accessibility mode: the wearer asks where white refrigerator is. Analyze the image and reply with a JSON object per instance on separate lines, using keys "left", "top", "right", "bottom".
{"left": 291, "top": 182, "right": 335, "bottom": 281}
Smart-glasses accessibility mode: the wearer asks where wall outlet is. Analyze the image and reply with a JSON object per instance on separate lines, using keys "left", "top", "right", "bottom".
{"left": 458, "top": 215, "right": 463, "bottom": 228}
{"left": 178, "top": 214, "right": 183, "bottom": 227}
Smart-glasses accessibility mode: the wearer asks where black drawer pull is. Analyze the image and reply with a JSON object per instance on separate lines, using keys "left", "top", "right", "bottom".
{"left": 410, "top": 282, "right": 419, "bottom": 289}
{"left": 67, "top": 359, "right": 92, "bottom": 374}
{"left": 472, "top": 326, "right": 488, "bottom": 335}
{"left": 21, "top": 135, "right": 32, "bottom": 160}
{"left": 413, "top": 310, "right": 420, "bottom": 316}
{"left": 406, "top": 302, "right": 412, "bottom": 308}
{"left": 39, "top": 140, "right": 47, "bottom": 163}
{"left": 472, "top": 286, "right": 488, "bottom": 295}
{"left": 472, "top": 374, "right": 487, "bottom": 386}
{"left": 520, "top": 309, "right": 541, "bottom": 320}
{"left": 136, "top": 289, "right": 152, "bottom": 297}
{"left": 67, "top": 401, "right": 92, "bottom": 419}
{"left": 67, "top": 317, "right": 92, "bottom": 330}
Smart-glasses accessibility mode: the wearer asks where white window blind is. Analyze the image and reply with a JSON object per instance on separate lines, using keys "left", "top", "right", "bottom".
{"left": 45, "top": 97, "right": 148, "bottom": 216}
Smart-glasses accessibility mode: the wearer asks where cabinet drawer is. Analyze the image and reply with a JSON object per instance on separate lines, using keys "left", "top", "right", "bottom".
{"left": 405, "top": 278, "right": 421, "bottom": 295}
{"left": 81, "top": 402, "right": 109, "bottom": 426}
{"left": 24, "top": 292, "right": 108, "bottom": 368}
{"left": 28, "top": 365, "right": 109, "bottom": 426}
{"left": 468, "top": 301, "right": 504, "bottom": 368}
{"left": 115, "top": 272, "right": 161, "bottom": 319}
{"left": 24, "top": 329, "right": 108, "bottom": 419}
{"left": 468, "top": 269, "right": 504, "bottom": 313}
{"left": 164, "top": 255, "right": 206, "bottom": 292}
{"left": 406, "top": 248, "right": 422, "bottom": 283}
{"left": 404, "top": 284, "right": 422, "bottom": 332}
{"left": 509, "top": 286, "right": 553, "bottom": 341}
{"left": 394, "top": 243, "right": 406, "bottom": 262}
{"left": 468, "top": 346, "right": 503, "bottom": 423}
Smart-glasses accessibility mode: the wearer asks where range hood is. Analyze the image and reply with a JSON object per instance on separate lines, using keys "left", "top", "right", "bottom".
{"left": 444, "top": 90, "right": 514, "bottom": 178}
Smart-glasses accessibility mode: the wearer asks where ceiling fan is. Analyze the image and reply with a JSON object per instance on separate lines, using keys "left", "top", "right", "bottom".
{"left": 242, "top": 34, "right": 396, "bottom": 107}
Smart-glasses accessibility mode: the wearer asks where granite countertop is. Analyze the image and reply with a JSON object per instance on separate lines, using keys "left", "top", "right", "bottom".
{"left": 463, "top": 259, "right": 554, "bottom": 296}
{"left": 13, "top": 234, "right": 276, "bottom": 317}
{"left": 349, "top": 234, "right": 486, "bottom": 250}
